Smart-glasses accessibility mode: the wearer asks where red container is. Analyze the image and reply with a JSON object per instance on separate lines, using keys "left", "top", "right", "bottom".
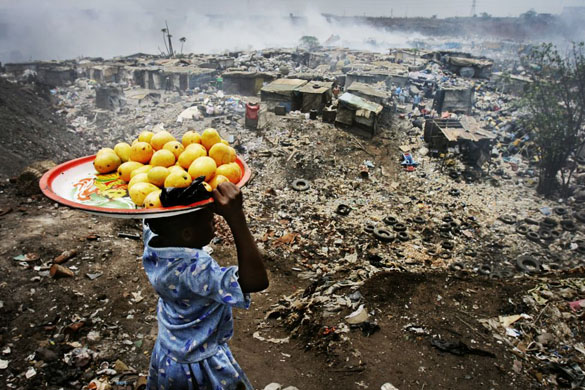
{"left": 246, "top": 103, "right": 259, "bottom": 120}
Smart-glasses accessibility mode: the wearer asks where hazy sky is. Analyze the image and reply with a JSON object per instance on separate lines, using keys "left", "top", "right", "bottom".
{"left": 1, "top": 0, "right": 584, "bottom": 63}
{"left": 203, "top": 0, "right": 585, "bottom": 17}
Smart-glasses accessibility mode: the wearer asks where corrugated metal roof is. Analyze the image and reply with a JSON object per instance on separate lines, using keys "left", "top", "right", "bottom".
{"left": 338, "top": 92, "right": 383, "bottom": 114}
{"left": 347, "top": 82, "right": 388, "bottom": 99}
{"left": 297, "top": 81, "right": 333, "bottom": 94}
{"left": 433, "top": 116, "right": 496, "bottom": 143}
{"left": 261, "top": 78, "right": 308, "bottom": 93}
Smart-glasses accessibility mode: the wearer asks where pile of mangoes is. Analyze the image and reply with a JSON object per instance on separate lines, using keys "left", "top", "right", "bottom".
{"left": 93, "top": 128, "right": 242, "bottom": 208}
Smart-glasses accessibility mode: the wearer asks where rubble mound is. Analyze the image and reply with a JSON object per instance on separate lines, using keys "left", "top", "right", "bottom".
{"left": 0, "top": 77, "right": 85, "bottom": 179}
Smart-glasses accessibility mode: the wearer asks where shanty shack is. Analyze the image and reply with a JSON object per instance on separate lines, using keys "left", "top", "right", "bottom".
{"left": 490, "top": 72, "right": 532, "bottom": 96}
{"left": 424, "top": 116, "right": 496, "bottom": 165}
{"left": 260, "top": 78, "right": 308, "bottom": 112}
{"left": 346, "top": 82, "right": 393, "bottom": 123}
{"left": 222, "top": 71, "right": 275, "bottom": 96}
{"left": 336, "top": 92, "right": 384, "bottom": 136}
{"left": 297, "top": 81, "right": 333, "bottom": 113}
{"left": 346, "top": 82, "right": 389, "bottom": 106}
{"left": 442, "top": 54, "right": 493, "bottom": 79}
{"left": 432, "top": 86, "right": 474, "bottom": 115}
{"left": 345, "top": 64, "right": 409, "bottom": 89}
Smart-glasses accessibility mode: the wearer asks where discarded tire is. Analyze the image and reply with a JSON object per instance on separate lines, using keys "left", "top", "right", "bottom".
{"left": 383, "top": 216, "right": 398, "bottom": 225}
{"left": 373, "top": 227, "right": 394, "bottom": 242}
{"left": 547, "top": 262, "right": 562, "bottom": 271}
{"left": 449, "top": 171, "right": 459, "bottom": 179}
{"left": 541, "top": 217, "right": 558, "bottom": 229}
{"left": 291, "top": 179, "right": 310, "bottom": 191}
{"left": 554, "top": 207, "right": 568, "bottom": 216}
{"left": 439, "top": 224, "right": 451, "bottom": 232}
{"left": 397, "top": 231, "right": 409, "bottom": 241}
{"left": 539, "top": 230, "right": 553, "bottom": 241}
{"left": 442, "top": 241, "right": 454, "bottom": 250}
{"left": 364, "top": 222, "right": 375, "bottom": 233}
{"left": 516, "top": 224, "right": 529, "bottom": 235}
{"left": 393, "top": 223, "right": 407, "bottom": 232}
{"left": 516, "top": 256, "right": 541, "bottom": 274}
{"left": 478, "top": 264, "right": 493, "bottom": 275}
{"left": 449, "top": 262, "right": 465, "bottom": 271}
{"left": 440, "top": 251, "right": 452, "bottom": 259}
{"left": 449, "top": 189, "right": 461, "bottom": 197}
{"left": 442, "top": 215, "right": 454, "bottom": 223}
{"left": 336, "top": 204, "right": 351, "bottom": 216}
{"left": 551, "top": 230, "right": 561, "bottom": 239}
{"left": 499, "top": 215, "right": 516, "bottom": 225}
{"left": 464, "top": 248, "right": 477, "bottom": 257}
{"left": 413, "top": 216, "right": 426, "bottom": 224}
{"left": 526, "top": 231, "right": 540, "bottom": 242}
{"left": 524, "top": 217, "right": 539, "bottom": 225}
{"left": 561, "top": 219, "right": 577, "bottom": 232}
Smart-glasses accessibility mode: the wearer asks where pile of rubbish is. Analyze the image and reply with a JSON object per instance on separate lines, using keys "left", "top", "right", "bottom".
{"left": 2, "top": 40, "right": 585, "bottom": 388}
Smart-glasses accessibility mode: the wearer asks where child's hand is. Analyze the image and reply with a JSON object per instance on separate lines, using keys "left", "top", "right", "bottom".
{"left": 212, "top": 182, "right": 244, "bottom": 223}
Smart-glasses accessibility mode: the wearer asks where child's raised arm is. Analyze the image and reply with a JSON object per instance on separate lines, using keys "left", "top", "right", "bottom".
{"left": 213, "top": 182, "right": 269, "bottom": 293}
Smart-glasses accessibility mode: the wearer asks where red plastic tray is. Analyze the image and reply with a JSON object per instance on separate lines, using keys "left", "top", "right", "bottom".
{"left": 39, "top": 155, "right": 251, "bottom": 219}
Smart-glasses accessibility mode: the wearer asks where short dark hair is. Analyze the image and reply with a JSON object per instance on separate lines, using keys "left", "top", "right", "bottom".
{"left": 145, "top": 208, "right": 213, "bottom": 236}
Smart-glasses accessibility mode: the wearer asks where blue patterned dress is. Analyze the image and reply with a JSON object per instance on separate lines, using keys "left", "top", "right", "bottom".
{"left": 142, "top": 225, "right": 252, "bottom": 390}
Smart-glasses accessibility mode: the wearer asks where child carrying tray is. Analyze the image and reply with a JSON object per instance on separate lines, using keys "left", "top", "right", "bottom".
{"left": 143, "top": 182, "right": 268, "bottom": 390}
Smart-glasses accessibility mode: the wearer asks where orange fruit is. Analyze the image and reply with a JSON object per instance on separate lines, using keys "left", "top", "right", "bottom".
{"left": 130, "top": 142, "right": 153, "bottom": 163}
{"left": 168, "top": 165, "right": 186, "bottom": 175}
{"left": 150, "top": 149, "right": 176, "bottom": 167}
{"left": 201, "top": 128, "right": 221, "bottom": 151}
{"left": 188, "top": 156, "right": 217, "bottom": 182}
{"left": 94, "top": 152, "right": 121, "bottom": 174}
{"left": 208, "top": 143, "right": 236, "bottom": 166}
{"left": 182, "top": 130, "right": 201, "bottom": 147}
{"left": 216, "top": 162, "right": 242, "bottom": 184}
{"left": 164, "top": 171, "right": 193, "bottom": 188}
{"left": 97, "top": 147, "right": 116, "bottom": 157}
{"left": 117, "top": 161, "right": 144, "bottom": 182}
{"left": 138, "top": 131, "right": 155, "bottom": 143}
{"left": 128, "top": 173, "right": 150, "bottom": 190}
{"left": 178, "top": 144, "right": 207, "bottom": 169}
{"left": 147, "top": 166, "right": 170, "bottom": 187}
{"left": 208, "top": 175, "right": 230, "bottom": 190}
{"left": 114, "top": 142, "right": 132, "bottom": 162}
{"left": 144, "top": 190, "right": 162, "bottom": 209}
{"left": 163, "top": 141, "right": 185, "bottom": 159}
{"left": 150, "top": 131, "right": 176, "bottom": 151}
{"left": 202, "top": 182, "right": 212, "bottom": 192}
{"left": 130, "top": 165, "right": 152, "bottom": 179}
{"left": 129, "top": 182, "right": 159, "bottom": 207}
{"left": 186, "top": 143, "right": 207, "bottom": 154}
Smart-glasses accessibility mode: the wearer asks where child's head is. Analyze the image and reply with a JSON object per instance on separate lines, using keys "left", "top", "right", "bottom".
{"left": 145, "top": 207, "right": 215, "bottom": 248}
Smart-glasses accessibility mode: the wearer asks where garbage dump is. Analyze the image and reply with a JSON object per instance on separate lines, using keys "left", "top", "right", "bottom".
{"left": 1, "top": 3, "right": 585, "bottom": 390}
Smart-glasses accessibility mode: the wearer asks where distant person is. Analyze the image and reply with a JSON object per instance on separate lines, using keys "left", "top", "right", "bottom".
{"left": 412, "top": 94, "right": 421, "bottom": 110}
{"left": 143, "top": 182, "right": 268, "bottom": 390}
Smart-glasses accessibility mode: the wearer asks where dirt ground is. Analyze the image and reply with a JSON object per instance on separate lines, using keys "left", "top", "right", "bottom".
{"left": 0, "top": 185, "right": 537, "bottom": 389}
{"left": 0, "top": 79, "right": 581, "bottom": 390}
